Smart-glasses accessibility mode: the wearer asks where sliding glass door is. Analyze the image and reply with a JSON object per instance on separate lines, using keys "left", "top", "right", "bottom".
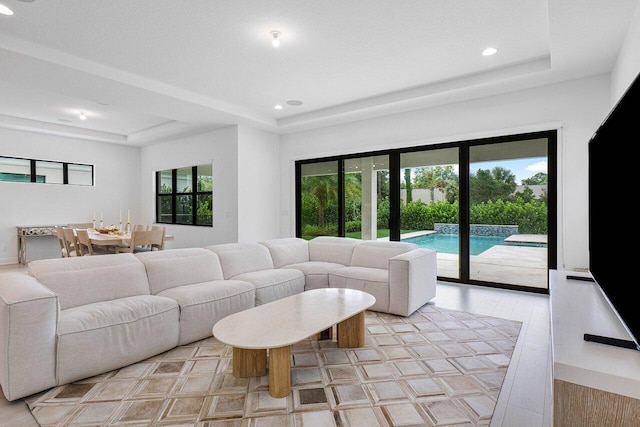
{"left": 296, "top": 131, "right": 555, "bottom": 292}
{"left": 400, "top": 148, "right": 460, "bottom": 279}
{"left": 468, "top": 138, "right": 550, "bottom": 289}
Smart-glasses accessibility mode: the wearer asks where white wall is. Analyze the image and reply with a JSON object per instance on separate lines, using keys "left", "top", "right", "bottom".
{"left": 280, "top": 75, "right": 612, "bottom": 270}
{"left": 612, "top": 0, "right": 640, "bottom": 103}
{"left": 237, "top": 125, "right": 281, "bottom": 242}
{"left": 139, "top": 126, "right": 240, "bottom": 248}
{"left": 0, "top": 127, "right": 140, "bottom": 264}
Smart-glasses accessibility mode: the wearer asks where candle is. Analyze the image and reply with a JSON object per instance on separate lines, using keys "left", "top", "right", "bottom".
{"left": 119, "top": 210, "right": 122, "bottom": 223}
{"left": 100, "top": 211, "right": 103, "bottom": 221}
{"left": 127, "top": 209, "right": 130, "bottom": 223}
{"left": 93, "top": 212, "right": 96, "bottom": 220}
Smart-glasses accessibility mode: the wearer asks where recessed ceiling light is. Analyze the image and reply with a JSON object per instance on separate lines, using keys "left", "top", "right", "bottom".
{"left": 274, "top": 104, "right": 283, "bottom": 110}
{"left": 286, "top": 100, "right": 303, "bottom": 106}
{"left": 482, "top": 47, "right": 498, "bottom": 56}
{"left": 270, "top": 30, "right": 281, "bottom": 48}
{"left": 0, "top": 4, "right": 14, "bottom": 15}
{"left": 79, "top": 112, "right": 87, "bottom": 120}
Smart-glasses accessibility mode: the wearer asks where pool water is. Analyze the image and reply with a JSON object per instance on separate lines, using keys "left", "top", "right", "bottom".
{"left": 402, "top": 233, "right": 507, "bottom": 255}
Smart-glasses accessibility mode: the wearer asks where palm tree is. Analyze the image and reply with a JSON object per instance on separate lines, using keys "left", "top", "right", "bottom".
{"left": 302, "top": 175, "right": 337, "bottom": 228}
{"left": 414, "top": 166, "right": 457, "bottom": 202}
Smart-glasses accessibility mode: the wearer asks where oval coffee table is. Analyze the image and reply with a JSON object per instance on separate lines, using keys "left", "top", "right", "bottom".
{"left": 212, "top": 288, "right": 376, "bottom": 398}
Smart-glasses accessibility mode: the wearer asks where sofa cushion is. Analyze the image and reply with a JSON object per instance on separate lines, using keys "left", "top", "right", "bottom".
{"left": 283, "top": 261, "right": 346, "bottom": 290}
{"left": 158, "top": 279, "right": 255, "bottom": 345}
{"left": 350, "top": 241, "right": 418, "bottom": 270}
{"left": 136, "top": 248, "right": 224, "bottom": 294}
{"left": 56, "top": 295, "right": 179, "bottom": 385}
{"left": 232, "top": 268, "right": 305, "bottom": 305}
{"left": 28, "top": 253, "right": 150, "bottom": 310}
{"left": 329, "top": 266, "right": 389, "bottom": 313}
{"left": 308, "top": 236, "right": 361, "bottom": 265}
{"left": 260, "top": 237, "right": 310, "bottom": 268}
{"left": 206, "top": 243, "right": 275, "bottom": 280}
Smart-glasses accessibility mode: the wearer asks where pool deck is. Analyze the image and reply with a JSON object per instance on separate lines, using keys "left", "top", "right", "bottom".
{"left": 504, "top": 234, "right": 547, "bottom": 244}
{"left": 387, "top": 230, "right": 549, "bottom": 290}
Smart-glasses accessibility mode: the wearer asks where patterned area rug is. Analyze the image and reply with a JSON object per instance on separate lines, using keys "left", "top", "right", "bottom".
{"left": 25, "top": 305, "right": 522, "bottom": 426}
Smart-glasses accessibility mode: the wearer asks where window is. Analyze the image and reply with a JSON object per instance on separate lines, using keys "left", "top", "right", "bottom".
{"left": 156, "top": 164, "right": 213, "bottom": 226}
{"left": 0, "top": 156, "right": 93, "bottom": 185}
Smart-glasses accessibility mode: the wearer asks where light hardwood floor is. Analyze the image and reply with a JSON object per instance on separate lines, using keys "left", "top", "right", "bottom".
{"left": 0, "top": 263, "right": 552, "bottom": 426}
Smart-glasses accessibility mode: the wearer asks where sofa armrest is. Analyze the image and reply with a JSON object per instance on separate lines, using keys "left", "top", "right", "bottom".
{"left": 388, "top": 248, "right": 437, "bottom": 316}
{"left": 0, "top": 273, "right": 58, "bottom": 401}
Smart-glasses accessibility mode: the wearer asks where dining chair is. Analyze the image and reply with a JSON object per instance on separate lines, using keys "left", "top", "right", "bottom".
{"left": 61, "top": 227, "right": 80, "bottom": 257}
{"left": 76, "top": 229, "right": 108, "bottom": 256}
{"left": 55, "top": 226, "right": 68, "bottom": 258}
{"left": 115, "top": 229, "right": 165, "bottom": 254}
{"left": 150, "top": 225, "right": 166, "bottom": 250}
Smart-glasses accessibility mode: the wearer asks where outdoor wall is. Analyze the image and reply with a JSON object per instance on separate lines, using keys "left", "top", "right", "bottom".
{"left": 0, "top": 127, "right": 140, "bottom": 264}
{"left": 279, "top": 75, "right": 612, "bottom": 271}
{"left": 237, "top": 125, "right": 281, "bottom": 242}
{"left": 139, "top": 126, "right": 240, "bottom": 248}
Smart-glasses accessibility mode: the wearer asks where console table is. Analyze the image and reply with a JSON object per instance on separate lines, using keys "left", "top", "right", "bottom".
{"left": 549, "top": 270, "right": 640, "bottom": 426}
{"left": 16, "top": 225, "right": 64, "bottom": 265}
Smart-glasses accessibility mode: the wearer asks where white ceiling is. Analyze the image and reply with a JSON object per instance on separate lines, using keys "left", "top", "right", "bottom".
{"left": 0, "top": 0, "right": 637, "bottom": 146}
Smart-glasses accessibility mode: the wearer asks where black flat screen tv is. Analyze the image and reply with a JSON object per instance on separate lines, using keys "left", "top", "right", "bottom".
{"left": 588, "top": 71, "right": 640, "bottom": 350}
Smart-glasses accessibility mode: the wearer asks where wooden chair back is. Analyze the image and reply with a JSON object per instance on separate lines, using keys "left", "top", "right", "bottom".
{"left": 150, "top": 225, "right": 166, "bottom": 250}
{"left": 55, "top": 226, "right": 68, "bottom": 257}
{"left": 76, "top": 229, "right": 101, "bottom": 255}
{"left": 116, "top": 229, "right": 165, "bottom": 253}
{"left": 62, "top": 227, "right": 79, "bottom": 257}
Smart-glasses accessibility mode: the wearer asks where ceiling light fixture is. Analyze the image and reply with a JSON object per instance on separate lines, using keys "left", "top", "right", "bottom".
{"left": 270, "top": 30, "right": 281, "bottom": 48}
{"left": 274, "top": 104, "right": 283, "bottom": 110}
{"left": 0, "top": 4, "right": 14, "bottom": 15}
{"left": 287, "top": 100, "right": 303, "bottom": 106}
{"left": 79, "top": 112, "right": 87, "bottom": 120}
{"left": 482, "top": 47, "right": 498, "bottom": 56}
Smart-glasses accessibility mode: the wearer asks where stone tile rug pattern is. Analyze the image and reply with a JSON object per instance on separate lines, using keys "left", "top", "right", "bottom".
{"left": 25, "top": 305, "right": 522, "bottom": 426}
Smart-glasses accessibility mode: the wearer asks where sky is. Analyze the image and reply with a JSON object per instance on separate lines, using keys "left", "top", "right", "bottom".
{"left": 466, "top": 157, "right": 547, "bottom": 185}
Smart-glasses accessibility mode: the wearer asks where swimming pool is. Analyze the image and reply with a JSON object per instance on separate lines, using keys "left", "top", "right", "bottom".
{"left": 402, "top": 233, "right": 507, "bottom": 255}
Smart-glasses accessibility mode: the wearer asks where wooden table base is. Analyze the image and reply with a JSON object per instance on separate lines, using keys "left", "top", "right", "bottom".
{"left": 230, "top": 311, "right": 366, "bottom": 398}
{"left": 232, "top": 348, "right": 267, "bottom": 377}
{"left": 337, "top": 311, "right": 366, "bottom": 348}
{"left": 268, "top": 346, "right": 291, "bottom": 398}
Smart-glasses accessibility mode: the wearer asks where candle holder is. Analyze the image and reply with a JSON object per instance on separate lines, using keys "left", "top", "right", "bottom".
{"left": 92, "top": 219, "right": 96, "bottom": 229}
{"left": 126, "top": 222, "right": 131, "bottom": 233}
{"left": 100, "top": 220, "right": 104, "bottom": 228}
{"left": 119, "top": 221, "right": 123, "bottom": 232}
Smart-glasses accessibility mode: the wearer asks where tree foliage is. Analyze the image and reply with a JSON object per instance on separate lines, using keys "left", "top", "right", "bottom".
{"left": 469, "top": 166, "right": 516, "bottom": 204}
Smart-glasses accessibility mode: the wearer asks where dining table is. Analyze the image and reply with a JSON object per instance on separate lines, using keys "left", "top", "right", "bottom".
{"left": 87, "top": 229, "right": 173, "bottom": 248}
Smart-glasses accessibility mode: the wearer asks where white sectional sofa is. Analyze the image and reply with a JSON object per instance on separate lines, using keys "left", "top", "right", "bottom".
{"left": 0, "top": 236, "right": 436, "bottom": 401}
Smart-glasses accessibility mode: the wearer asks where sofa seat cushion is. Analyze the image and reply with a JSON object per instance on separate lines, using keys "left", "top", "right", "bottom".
{"left": 329, "top": 266, "right": 389, "bottom": 313}
{"left": 158, "top": 280, "right": 255, "bottom": 345}
{"left": 57, "top": 295, "right": 179, "bottom": 385}
{"left": 283, "top": 261, "right": 346, "bottom": 290}
{"left": 232, "top": 268, "right": 305, "bottom": 305}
